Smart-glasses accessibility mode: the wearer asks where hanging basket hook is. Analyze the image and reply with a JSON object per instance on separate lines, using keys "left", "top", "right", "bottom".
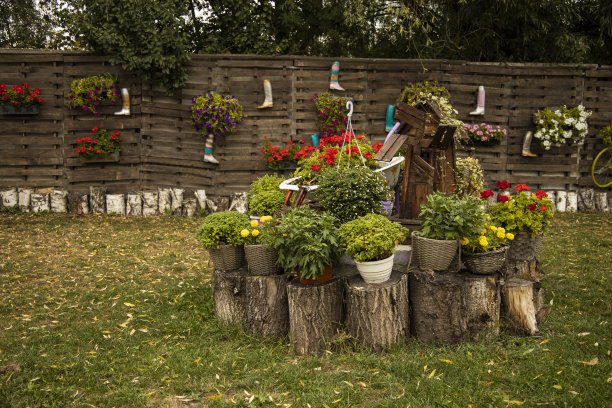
{"left": 346, "top": 100, "right": 353, "bottom": 118}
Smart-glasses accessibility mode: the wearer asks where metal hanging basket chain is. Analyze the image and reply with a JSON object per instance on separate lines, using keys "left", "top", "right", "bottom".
{"left": 337, "top": 100, "right": 366, "bottom": 171}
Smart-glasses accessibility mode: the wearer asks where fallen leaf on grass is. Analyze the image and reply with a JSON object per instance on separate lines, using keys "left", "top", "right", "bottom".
{"left": 553, "top": 385, "right": 562, "bottom": 390}
{"left": 504, "top": 400, "right": 524, "bottom": 405}
{"left": 578, "top": 357, "right": 598, "bottom": 366}
{"left": 207, "top": 395, "right": 222, "bottom": 400}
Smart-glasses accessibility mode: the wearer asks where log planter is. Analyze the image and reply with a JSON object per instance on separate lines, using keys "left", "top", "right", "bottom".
{"left": 245, "top": 274, "right": 289, "bottom": 339}
{"left": 287, "top": 277, "right": 344, "bottom": 355}
{"left": 213, "top": 268, "right": 248, "bottom": 326}
{"left": 345, "top": 271, "right": 409, "bottom": 350}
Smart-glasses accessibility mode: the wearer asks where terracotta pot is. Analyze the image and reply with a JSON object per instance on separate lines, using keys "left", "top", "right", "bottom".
{"left": 299, "top": 264, "right": 332, "bottom": 284}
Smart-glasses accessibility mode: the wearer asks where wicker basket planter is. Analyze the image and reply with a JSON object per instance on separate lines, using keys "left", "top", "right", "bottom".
{"left": 411, "top": 231, "right": 459, "bottom": 271}
{"left": 208, "top": 244, "right": 245, "bottom": 271}
{"left": 462, "top": 246, "right": 508, "bottom": 275}
{"left": 244, "top": 244, "right": 279, "bottom": 275}
{"left": 507, "top": 230, "right": 544, "bottom": 261}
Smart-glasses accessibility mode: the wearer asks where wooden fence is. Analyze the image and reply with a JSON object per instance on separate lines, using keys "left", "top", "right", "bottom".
{"left": 1, "top": 50, "right": 611, "bottom": 198}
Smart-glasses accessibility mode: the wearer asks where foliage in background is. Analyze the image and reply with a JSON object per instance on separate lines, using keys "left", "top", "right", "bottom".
{"left": 190, "top": 91, "right": 244, "bottom": 139}
{"left": 454, "top": 157, "right": 483, "bottom": 198}
{"left": 68, "top": 73, "right": 119, "bottom": 116}
{"left": 248, "top": 190, "right": 286, "bottom": 217}
{"left": 0, "top": 83, "right": 43, "bottom": 106}
{"left": 598, "top": 121, "right": 612, "bottom": 146}
{"left": 534, "top": 105, "right": 592, "bottom": 150}
{"left": 74, "top": 124, "right": 120, "bottom": 157}
{"left": 195, "top": 211, "right": 250, "bottom": 249}
{"left": 339, "top": 214, "right": 408, "bottom": 262}
{"left": 246, "top": 174, "right": 286, "bottom": 210}
{"left": 418, "top": 192, "right": 485, "bottom": 241}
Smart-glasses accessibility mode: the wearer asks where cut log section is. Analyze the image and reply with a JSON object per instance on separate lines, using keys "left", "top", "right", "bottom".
{"left": 502, "top": 278, "right": 538, "bottom": 335}
{"left": 213, "top": 268, "right": 247, "bottom": 327}
{"left": 345, "top": 271, "right": 409, "bottom": 350}
{"left": 462, "top": 272, "right": 501, "bottom": 340}
{"left": 245, "top": 274, "right": 289, "bottom": 339}
{"left": 287, "top": 277, "right": 344, "bottom": 355}
{"left": 503, "top": 260, "right": 544, "bottom": 283}
{"left": 409, "top": 270, "right": 467, "bottom": 344}
{"left": 89, "top": 186, "right": 106, "bottom": 214}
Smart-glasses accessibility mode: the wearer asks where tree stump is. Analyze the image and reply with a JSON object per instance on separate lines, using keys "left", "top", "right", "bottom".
{"left": 183, "top": 198, "right": 197, "bottom": 216}
{"left": 287, "top": 277, "right": 344, "bottom": 355}
{"left": 213, "top": 268, "right": 247, "bottom": 327}
{"left": 127, "top": 193, "right": 143, "bottom": 216}
{"left": 502, "top": 278, "right": 538, "bottom": 335}
{"left": 503, "top": 260, "right": 543, "bottom": 282}
{"left": 1, "top": 187, "right": 17, "bottom": 207}
{"left": 462, "top": 272, "right": 501, "bottom": 340}
{"left": 106, "top": 194, "right": 125, "bottom": 215}
{"left": 345, "top": 271, "right": 409, "bottom": 349}
{"left": 80, "top": 194, "right": 90, "bottom": 214}
{"left": 409, "top": 270, "right": 467, "bottom": 344}
{"left": 142, "top": 191, "right": 159, "bottom": 215}
{"left": 245, "top": 274, "right": 289, "bottom": 339}
{"left": 158, "top": 188, "right": 172, "bottom": 213}
{"left": 31, "top": 193, "right": 49, "bottom": 212}
{"left": 50, "top": 189, "right": 67, "bottom": 213}
{"left": 66, "top": 192, "right": 83, "bottom": 215}
{"left": 18, "top": 188, "right": 32, "bottom": 212}
{"left": 89, "top": 186, "right": 106, "bottom": 214}
{"left": 171, "top": 188, "right": 184, "bottom": 215}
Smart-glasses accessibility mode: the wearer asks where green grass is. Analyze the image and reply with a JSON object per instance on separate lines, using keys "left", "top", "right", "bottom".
{"left": 0, "top": 212, "right": 610, "bottom": 407}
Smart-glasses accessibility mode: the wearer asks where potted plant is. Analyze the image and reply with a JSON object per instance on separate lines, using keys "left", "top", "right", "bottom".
{"left": 260, "top": 136, "right": 305, "bottom": 170}
{"left": 247, "top": 175, "right": 287, "bottom": 219}
{"left": 314, "top": 166, "right": 388, "bottom": 224}
{"left": 196, "top": 211, "right": 250, "bottom": 271}
{"left": 487, "top": 182, "right": 554, "bottom": 261}
{"left": 461, "top": 219, "right": 514, "bottom": 275}
{"left": 533, "top": 105, "right": 591, "bottom": 150}
{"left": 311, "top": 92, "right": 349, "bottom": 138}
{"left": 339, "top": 214, "right": 409, "bottom": 283}
{"left": 464, "top": 123, "right": 507, "bottom": 145}
{"left": 0, "top": 83, "right": 43, "bottom": 114}
{"left": 413, "top": 192, "right": 485, "bottom": 271}
{"left": 75, "top": 124, "right": 121, "bottom": 162}
{"left": 68, "top": 73, "right": 120, "bottom": 117}
{"left": 240, "top": 216, "right": 280, "bottom": 276}
{"left": 267, "top": 206, "right": 340, "bottom": 284}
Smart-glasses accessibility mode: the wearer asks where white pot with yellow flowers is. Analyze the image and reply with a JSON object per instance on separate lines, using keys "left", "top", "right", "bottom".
{"left": 460, "top": 221, "right": 515, "bottom": 275}
{"left": 241, "top": 216, "right": 281, "bottom": 276}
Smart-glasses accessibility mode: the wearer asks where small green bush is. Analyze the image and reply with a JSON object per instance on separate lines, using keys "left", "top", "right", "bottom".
{"left": 248, "top": 189, "right": 286, "bottom": 217}
{"left": 247, "top": 175, "right": 285, "bottom": 209}
{"left": 195, "top": 211, "right": 250, "bottom": 249}
{"left": 418, "top": 192, "right": 485, "bottom": 241}
{"left": 339, "top": 214, "right": 408, "bottom": 262}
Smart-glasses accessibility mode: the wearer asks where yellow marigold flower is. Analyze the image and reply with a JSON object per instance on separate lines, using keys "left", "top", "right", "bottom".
{"left": 252, "top": 229, "right": 260, "bottom": 237}
{"left": 496, "top": 230, "right": 505, "bottom": 239}
{"left": 461, "top": 237, "right": 469, "bottom": 246}
{"left": 479, "top": 236, "right": 488, "bottom": 248}
{"left": 250, "top": 219, "right": 259, "bottom": 228}
{"left": 261, "top": 215, "right": 272, "bottom": 222}
{"left": 497, "top": 227, "right": 505, "bottom": 234}
{"left": 506, "top": 233, "right": 514, "bottom": 240}
{"left": 240, "top": 229, "right": 250, "bottom": 238}
{"left": 489, "top": 225, "right": 497, "bottom": 231}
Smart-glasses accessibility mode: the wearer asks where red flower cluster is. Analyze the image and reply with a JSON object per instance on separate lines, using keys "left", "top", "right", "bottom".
{"left": 536, "top": 190, "right": 548, "bottom": 199}
{"left": 496, "top": 180, "right": 510, "bottom": 190}
{"left": 497, "top": 195, "right": 509, "bottom": 203}
{"left": 481, "top": 190, "right": 494, "bottom": 198}
{"left": 75, "top": 125, "right": 120, "bottom": 157}
{"left": 515, "top": 184, "right": 529, "bottom": 192}
{"left": 261, "top": 137, "right": 310, "bottom": 170}
{"left": 0, "top": 83, "right": 43, "bottom": 107}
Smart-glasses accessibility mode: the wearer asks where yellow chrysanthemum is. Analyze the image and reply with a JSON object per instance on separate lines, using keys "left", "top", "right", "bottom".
{"left": 250, "top": 219, "right": 259, "bottom": 228}
{"left": 496, "top": 230, "right": 506, "bottom": 239}
{"left": 261, "top": 215, "right": 272, "bottom": 223}
{"left": 461, "top": 237, "right": 469, "bottom": 246}
{"left": 252, "top": 229, "right": 260, "bottom": 237}
{"left": 489, "top": 225, "right": 497, "bottom": 231}
{"left": 497, "top": 227, "right": 505, "bottom": 234}
{"left": 240, "top": 229, "right": 250, "bottom": 238}
{"left": 506, "top": 233, "right": 514, "bottom": 240}
{"left": 478, "top": 236, "right": 488, "bottom": 248}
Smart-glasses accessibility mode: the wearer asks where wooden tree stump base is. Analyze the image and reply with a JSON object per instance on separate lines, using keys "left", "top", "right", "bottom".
{"left": 345, "top": 271, "right": 409, "bottom": 350}
{"left": 410, "top": 270, "right": 467, "bottom": 344}
{"left": 461, "top": 272, "right": 501, "bottom": 340}
{"left": 502, "top": 278, "right": 538, "bottom": 335}
{"left": 287, "top": 277, "right": 345, "bottom": 355}
{"left": 504, "top": 260, "right": 543, "bottom": 283}
{"left": 213, "top": 268, "right": 247, "bottom": 326}
{"left": 245, "top": 274, "right": 289, "bottom": 339}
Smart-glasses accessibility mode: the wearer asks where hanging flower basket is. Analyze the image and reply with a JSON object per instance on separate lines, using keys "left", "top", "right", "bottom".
{"left": 507, "top": 230, "right": 544, "bottom": 261}
{"left": 462, "top": 246, "right": 508, "bottom": 275}
{"left": 244, "top": 244, "right": 279, "bottom": 276}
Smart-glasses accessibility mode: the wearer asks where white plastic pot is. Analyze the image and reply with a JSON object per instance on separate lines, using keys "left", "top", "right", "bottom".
{"left": 354, "top": 254, "right": 394, "bottom": 284}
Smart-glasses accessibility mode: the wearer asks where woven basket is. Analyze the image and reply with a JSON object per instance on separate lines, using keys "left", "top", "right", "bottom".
{"left": 508, "top": 230, "right": 544, "bottom": 261}
{"left": 411, "top": 231, "right": 459, "bottom": 271}
{"left": 244, "top": 244, "right": 279, "bottom": 275}
{"left": 208, "top": 244, "right": 245, "bottom": 271}
{"left": 462, "top": 246, "right": 508, "bottom": 275}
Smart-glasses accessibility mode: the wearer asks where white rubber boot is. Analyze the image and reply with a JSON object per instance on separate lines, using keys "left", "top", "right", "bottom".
{"left": 469, "top": 85, "right": 485, "bottom": 115}
{"left": 258, "top": 80, "right": 273, "bottom": 109}
{"left": 114, "top": 88, "right": 130, "bottom": 115}
{"left": 522, "top": 131, "right": 537, "bottom": 157}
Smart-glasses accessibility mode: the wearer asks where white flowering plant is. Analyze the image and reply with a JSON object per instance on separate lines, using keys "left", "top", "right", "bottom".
{"left": 534, "top": 105, "right": 591, "bottom": 150}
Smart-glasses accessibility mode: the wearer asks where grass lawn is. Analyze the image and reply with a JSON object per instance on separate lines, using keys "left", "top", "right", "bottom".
{"left": 0, "top": 212, "right": 610, "bottom": 407}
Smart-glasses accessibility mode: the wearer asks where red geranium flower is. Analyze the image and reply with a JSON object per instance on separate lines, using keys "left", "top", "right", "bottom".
{"left": 540, "top": 205, "right": 547, "bottom": 211}
{"left": 496, "top": 180, "right": 510, "bottom": 190}
{"left": 311, "top": 164, "right": 321, "bottom": 171}
{"left": 528, "top": 203, "right": 537, "bottom": 211}
{"left": 481, "top": 190, "right": 494, "bottom": 198}
{"left": 536, "top": 190, "right": 548, "bottom": 199}
{"left": 515, "top": 184, "right": 529, "bottom": 192}
{"left": 497, "top": 195, "right": 509, "bottom": 203}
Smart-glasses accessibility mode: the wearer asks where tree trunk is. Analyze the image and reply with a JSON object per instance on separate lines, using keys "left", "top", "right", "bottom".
{"left": 213, "top": 268, "right": 247, "bottom": 327}
{"left": 50, "top": 189, "right": 67, "bottom": 213}
{"left": 127, "top": 192, "right": 142, "bottom": 216}
{"left": 503, "top": 260, "right": 543, "bottom": 283}
{"left": 345, "top": 271, "right": 409, "bottom": 350}
{"left": 1, "top": 187, "right": 17, "bottom": 207}
{"left": 462, "top": 272, "right": 501, "bottom": 340}
{"left": 89, "top": 186, "right": 106, "bottom": 214}
{"left": 66, "top": 192, "right": 83, "bottom": 215}
{"left": 171, "top": 188, "right": 184, "bottom": 215}
{"left": 158, "top": 188, "right": 172, "bottom": 213}
{"left": 502, "top": 278, "right": 538, "bottom": 335}
{"left": 183, "top": 198, "right": 197, "bottom": 216}
{"left": 409, "top": 270, "right": 467, "bottom": 344}
{"left": 287, "top": 277, "right": 344, "bottom": 355}
{"left": 81, "top": 194, "right": 90, "bottom": 214}
{"left": 142, "top": 191, "right": 159, "bottom": 215}
{"left": 245, "top": 274, "right": 289, "bottom": 339}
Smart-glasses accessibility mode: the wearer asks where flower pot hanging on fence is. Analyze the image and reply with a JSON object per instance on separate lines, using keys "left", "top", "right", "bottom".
{"left": 244, "top": 244, "right": 279, "bottom": 276}
{"left": 462, "top": 246, "right": 508, "bottom": 275}
{"left": 79, "top": 151, "right": 120, "bottom": 163}
{"left": 0, "top": 105, "right": 40, "bottom": 115}
{"left": 208, "top": 244, "right": 246, "bottom": 271}
{"left": 507, "top": 230, "right": 544, "bottom": 261}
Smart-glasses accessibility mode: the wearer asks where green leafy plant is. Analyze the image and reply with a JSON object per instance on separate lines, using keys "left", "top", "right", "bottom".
{"left": 418, "top": 192, "right": 485, "bottom": 241}
{"left": 195, "top": 211, "right": 250, "bottom": 249}
{"left": 455, "top": 157, "right": 483, "bottom": 198}
{"left": 488, "top": 183, "right": 554, "bottom": 236}
{"left": 68, "top": 73, "right": 120, "bottom": 117}
{"left": 190, "top": 92, "right": 245, "bottom": 138}
{"left": 74, "top": 124, "right": 121, "bottom": 157}
{"left": 247, "top": 175, "right": 286, "bottom": 214}
{"left": 239, "top": 216, "right": 276, "bottom": 246}
{"left": 339, "top": 214, "right": 408, "bottom": 263}
{"left": 311, "top": 92, "right": 349, "bottom": 137}
{"left": 0, "top": 83, "right": 43, "bottom": 106}
{"left": 461, "top": 218, "right": 514, "bottom": 253}
{"left": 248, "top": 189, "right": 286, "bottom": 217}
{"left": 266, "top": 206, "right": 340, "bottom": 280}
{"left": 534, "top": 105, "right": 592, "bottom": 149}
{"left": 314, "top": 166, "right": 388, "bottom": 224}
{"left": 599, "top": 122, "right": 612, "bottom": 146}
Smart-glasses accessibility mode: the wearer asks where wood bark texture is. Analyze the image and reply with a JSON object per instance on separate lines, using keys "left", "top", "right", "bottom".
{"left": 502, "top": 278, "right": 538, "bottom": 335}
{"left": 142, "top": 191, "right": 159, "bottom": 215}
{"left": 89, "top": 186, "right": 106, "bottom": 214}
{"left": 127, "top": 193, "right": 143, "bottom": 216}
{"left": 287, "top": 277, "right": 344, "bottom": 355}
{"left": 409, "top": 270, "right": 467, "bottom": 344}
{"left": 213, "top": 268, "right": 247, "bottom": 326}
{"left": 66, "top": 192, "right": 83, "bottom": 215}
{"left": 245, "top": 274, "right": 289, "bottom": 339}
{"left": 462, "top": 272, "right": 501, "bottom": 340}
{"left": 30, "top": 193, "right": 49, "bottom": 212}
{"left": 345, "top": 271, "right": 409, "bottom": 350}
{"left": 50, "top": 189, "right": 67, "bottom": 213}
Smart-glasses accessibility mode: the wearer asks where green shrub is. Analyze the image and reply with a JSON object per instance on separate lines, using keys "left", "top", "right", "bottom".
{"left": 248, "top": 189, "right": 286, "bottom": 217}
{"left": 418, "top": 192, "right": 485, "bottom": 241}
{"left": 247, "top": 175, "right": 285, "bottom": 209}
{"left": 195, "top": 211, "right": 250, "bottom": 249}
{"left": 339, "top": 214, "right": 408, "bottom": 262}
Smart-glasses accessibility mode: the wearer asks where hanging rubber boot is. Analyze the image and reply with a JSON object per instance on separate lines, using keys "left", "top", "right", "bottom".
{"left": 469, "top": 85, "right": 485, "bottom": 115}
{"left": 257, "top": 80, "right": 273, "bottom": 109}
{"left": 114, "top": 88, "right": 130, "bottom": 115}
{"left": 385, "top": 105, "right": 395, "bottom": 132}
{"left": 522, "top": 131, "right": 537, "bottom": 157}
{"left": 329, "top": 61, "right": 345, "bottom": 91}
{"left": 203, "top": 134, "right": 219, "bottom": 164}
